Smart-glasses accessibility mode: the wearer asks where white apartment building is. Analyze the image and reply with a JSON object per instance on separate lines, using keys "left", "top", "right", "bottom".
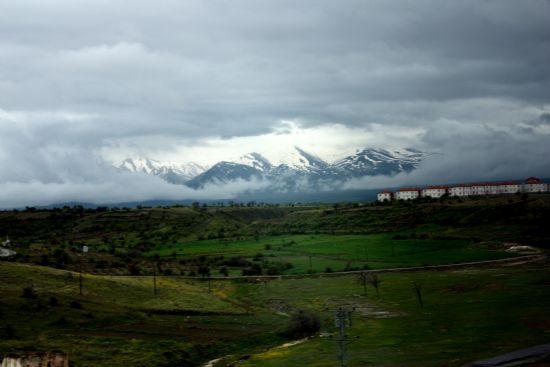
{"left": 377, "top": 177, "right": 548, "bottom": 202}
{"left": 422, "top": 186, "right": 448, "bottom": 198}
{"left": 486, "top": 184, "right": 501, "bottom": 195}
{"left": 448, "top": 184, "right": 473, "bottom": 197}
{"left": 395, "top": 188, "right": 421, "bottom": 200}
{"left": 523, "top": 177, "right": 547, "bottom": 193}
{"left": 377, "top": 191, "right": 393, "bottom": 201}
{"left": 499, "top": 182, "right": 522, "bottom": 194}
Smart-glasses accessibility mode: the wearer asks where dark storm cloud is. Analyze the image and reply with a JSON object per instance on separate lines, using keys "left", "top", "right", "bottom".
{"left": 0, "top": 0, "right": 549, "bottom": 206}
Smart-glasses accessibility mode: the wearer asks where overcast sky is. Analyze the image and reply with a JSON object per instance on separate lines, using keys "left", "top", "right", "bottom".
{"left": 1, "top": 0, "right": 549, "bottom": 207}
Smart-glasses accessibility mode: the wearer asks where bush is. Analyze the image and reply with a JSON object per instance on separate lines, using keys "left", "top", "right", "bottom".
{"left": 49, "top": 296, "right": 59, "bottom": 307}
{"left": 70, "top": 300, "right": 83, "bottom": 309}
{"left": 285, "top": 309, "right": 321, "bottom": 338}
{"left": 21, "top": 286, "right": 37, "bottom": 299}
{"left": 219, "top": 267, "right": 229, "bottom": 276}
{"left": 3, "top": 324, "right": 15, "bottom": 339}
{"left": 242, "top": 263, "right": 262, "bottom": 276}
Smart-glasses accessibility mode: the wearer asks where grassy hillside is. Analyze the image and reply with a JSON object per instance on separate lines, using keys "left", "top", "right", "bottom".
{"left": 1, "top": 259, "right": 549, "bottom": 366}
{"left": 0, "top": 262, "right": 285, "bottom": 366}
{"left": 0, "top": 195, "right": 548, "bottom": 366}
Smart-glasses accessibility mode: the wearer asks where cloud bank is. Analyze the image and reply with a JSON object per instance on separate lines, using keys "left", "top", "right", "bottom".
{"left": 0, "top": 1, "right": 549, "bottom": 206}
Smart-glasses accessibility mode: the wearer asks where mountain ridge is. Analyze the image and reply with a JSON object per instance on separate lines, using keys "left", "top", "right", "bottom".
{"left": 118, "top": 146, "right": 431, "bottom": 189}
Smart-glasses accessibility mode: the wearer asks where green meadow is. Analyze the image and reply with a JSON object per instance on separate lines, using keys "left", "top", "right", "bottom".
{"left": 233, "top": 263, "right": 550, "bottom": 367}
{"left": 147, "top": 232, "right": 516, "bottom": 274}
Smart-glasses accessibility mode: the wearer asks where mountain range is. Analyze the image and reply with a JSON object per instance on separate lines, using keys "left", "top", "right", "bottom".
{"left": 117, "top": 147, "right": 430, "bottom": 191}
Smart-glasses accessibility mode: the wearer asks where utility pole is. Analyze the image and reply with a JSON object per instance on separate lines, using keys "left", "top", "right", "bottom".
{"left": 153, "top": 266, "right": 157, "bottom": 296}
{"left": 334, "top": 307, "right": 354, "bottom": 367}
{"left": 80, "top": 246, "right": 88, "bottom": 296}
{"left": 79, "top": 265, "right": 82, "bottom": 296}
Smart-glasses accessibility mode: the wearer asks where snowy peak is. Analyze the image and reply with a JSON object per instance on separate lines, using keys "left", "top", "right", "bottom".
{"left": 238, "top": 152, "right": 273, "bottom": 172}
{"left": 119, "top": 157, "right": 160, "bottom": 175}
{"left": 333, "top": 148, "right": 429, "bottom": 177}
{"left": 118, "top": 157, "right": 210, "bottom": 184}
{"left": 268, "top": 146, "right": 329, "bottom": 173}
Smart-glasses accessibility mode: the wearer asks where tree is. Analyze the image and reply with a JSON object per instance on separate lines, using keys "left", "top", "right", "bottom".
{"left": 356, "top": 272, "right": 369, "bottom": 296}
{"left": 285, "top": 309, "right": 321, "bottom": 338}
{"left": 198, "top": 265, "right": 210, "bottom": 279}
{"left": 219, "top": 266, "right": 229, "bottom": 277}
{"left": 369, "top": 274, "right": 381, "bottom": 297}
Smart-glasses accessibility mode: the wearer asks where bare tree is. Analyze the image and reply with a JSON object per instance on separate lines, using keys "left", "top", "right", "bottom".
{"left": 356, "top": 271, "right": 369, "bottom": 296}
{"left": 369, "top": 274, "right": 381, "bottom": 297}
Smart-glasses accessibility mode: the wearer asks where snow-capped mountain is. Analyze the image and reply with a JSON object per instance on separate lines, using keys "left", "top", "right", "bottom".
{"left": 237, "top": 153, "right": 273, "bottom": 172}
{"left": 116, "top": 147, "right": 430, "bottom": 189}
{"left": 186, "top": 161, "right": 263, "bottom": 189}
{"left": 118, "top": 157, "right": 210, "bottom": 184}
{"left": 333, "top": 148, "right": 429, "bottom": 177}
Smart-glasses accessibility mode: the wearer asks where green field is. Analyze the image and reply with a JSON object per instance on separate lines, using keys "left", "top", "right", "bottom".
{"left": 146, "top": 232, "right": 516, "bottom": 274}
{"left": 231, "top": 262, "right": 550, "bottom": 366}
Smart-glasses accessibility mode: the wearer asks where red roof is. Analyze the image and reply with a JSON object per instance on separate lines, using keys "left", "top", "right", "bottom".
{"left": 378, "top": 190, "right": 393, "bottom": 194}
{"left": 423, "top": 185, "right": 448, "bottom": 190}
{"left": 397, "top": 188, "right": 421, "bottom": 192}
{"left": 525, "top": 176, "right": 542, "bottom": 184}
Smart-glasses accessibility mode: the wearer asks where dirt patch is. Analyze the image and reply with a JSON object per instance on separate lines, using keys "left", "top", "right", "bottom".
{"left": 323, "top": 298, "right": 403, "bottom": 319}
{"left": 266, "top": 299, "right": 292, "bottom": 314}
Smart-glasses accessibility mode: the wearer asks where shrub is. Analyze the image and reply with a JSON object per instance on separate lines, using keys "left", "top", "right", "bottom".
{"left": 285, "top": 309, "right": 321, "bottom": 338}
{"left": 242, "top": 263, "right": 262, "bottom": 276}
{"left": 219, "top": 267, "right": 229, "bottom": 276}
{"left": 49, "top": 296, "right": 59, "bottom": 307}
{"left": 21, "top": 286, "right": 37, "bottom": 299}
{"left": 3, "top": 324, "right": 15, "bottom": 339}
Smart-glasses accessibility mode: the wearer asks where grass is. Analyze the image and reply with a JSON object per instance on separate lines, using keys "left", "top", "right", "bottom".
{"left": 0, "top": 196, "right": 548, "bottom": 365}
{"left": 230, "top": 262, "right": 550, "bottom": 367}
{"left": 1, "top": 259, "right": 549, "bottom": 366}
{"left": 147, "top": 233, "right": 516, "bottom": 274}
{"left": 0, "top": 262, "right": 286, "bottom": 366}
